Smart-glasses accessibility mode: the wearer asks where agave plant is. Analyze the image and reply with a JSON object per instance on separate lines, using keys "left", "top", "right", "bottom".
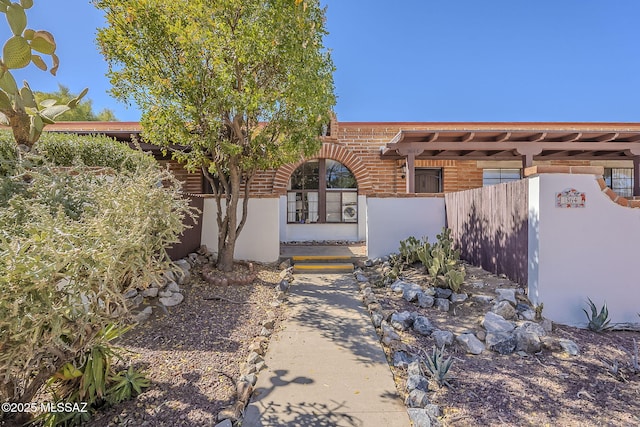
{"left": 0, "top": 0, "right": 87, "bottom": 148}
{"left": 583, "top": 298, "right": 611, "bottom": 333}
{"left": 421, "top": 345, "right": 454, "bottom": 387}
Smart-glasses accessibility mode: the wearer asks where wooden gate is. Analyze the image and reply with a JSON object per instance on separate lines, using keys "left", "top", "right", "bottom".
{"left": 445, "top": 180, "right": 529, "bottom": 286}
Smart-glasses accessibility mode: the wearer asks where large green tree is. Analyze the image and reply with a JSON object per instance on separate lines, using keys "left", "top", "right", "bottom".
{"left": 35, "top": 84, "right": 118, "bottom": 121}
{"left": 95, "top": 0, "right": 335, "bottom": 271}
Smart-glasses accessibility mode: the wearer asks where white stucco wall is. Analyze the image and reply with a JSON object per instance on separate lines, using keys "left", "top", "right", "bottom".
{"left": 201, "top": 197, "right": 280, "bottom": 263}
{"left": 366, "top": 197, "right": 446, "bottom": 259}
{"left": 279, "top": 195, "right": 366, "bottom": 242}
{"left": 528, "top": 174, "right": 640, "bottom": 327}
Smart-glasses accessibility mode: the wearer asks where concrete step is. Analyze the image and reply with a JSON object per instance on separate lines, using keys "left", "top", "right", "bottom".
{"left": 292, "top": 262, "right": 355, "bottom": 274}
{"left": 291, "top": 255, "right": 354, "bottom": 263}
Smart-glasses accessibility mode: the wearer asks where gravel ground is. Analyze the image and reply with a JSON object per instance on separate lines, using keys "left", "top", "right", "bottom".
{"left": 365, "top": 262, "right": 640, "bottom": 426}
{"left": 91, "top": 264, "right": 285, "bottom": 427}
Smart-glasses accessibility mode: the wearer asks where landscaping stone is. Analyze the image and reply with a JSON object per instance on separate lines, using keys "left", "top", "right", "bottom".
{"left": 519, "top": 309, "right": 536, "bottom": 321}
{"left": 406, "top": 374, "right": 429, "bottom": 392}
{"left": 492, "top": 300, "right": 517, "bottom": 320}
{"left": 434, "top": 288, "right": 452, "bottom": 299}
{"left": 417, "top": 293, "right": 435, "bottom": 308}
{"left": 355, "top": 272, "right": 369, "bottom": 282}
{"left": 141, "top": 287, "right": 159, "bottom": 298}
{"left": 407, "top": 408, "right": 434, "bottom": 427}
{"left": 517, "top": 321, "right": 547, "bottom": 337}
{"left": 165, "top": 280, "right": 181, "bottom": 293}
{"left": 391, "top": 311, "right": 415, "bottom": 331}
{"left": 450, "top": 292, "right": 468, "bottom": 303}
{"left": 124, "top": 289, "right": 138, "bottom": 299}
{"left": 390, "top": 279, "right": 411, "bottom": 293}
{"left": 215, "top": 420, "right": 233, "bottom": 427}
{"left": 434, "top": 298, "right": 450, "bottom": 312}
{"left": 403, "top": 283, "right": 424, "bottom": 302}
{"left": 486, "top": 331, "right": 517, "bottom": 355}
{"left": 277, "top": 279, "right": 290, "bottom": 292}
{"left": 159, "top": 292, "right": 184, "bottom": 307}
{"left": 471, "top": 294, "right": 494, "bottom": 304}
{"left": 482, "top": 312, "right": 515, "bottom": 333}
{"left": 158, "top": 290, "right": 172, "bottom": 298}
{"left": 456, "top": 333, "right": 485, "bottom": 354}
{"left": 413, "top": 316, "right": 435, "bottom": 336}
{"left": 514, "top": 330, "right": 542, "bottom": 353}
{"left": 432, "top": 330, "right": 454, "bottom": 348}
{"left": 495, "top": 288, "right": 517, "bottom": 305}
{"left": 407, "top": 361, "right": 422, "bottom": 377}
{"left": 405, "top": 389, "right": 430, "bottom": 408}
{"left": 246, "top": 351, "right": 263, "bottom": 365}
{"left": 371, "top": 311, "right": 384, "bottom": 328}
{"left": 559, "top": 339, "right": 580, "bottom": 356}
{"left": 381, "top": 322, "right": 401, "bottom": 345}
{"left": 392, "top": 350, "right": 417, "bottom": 368}
{"left": 133, "top": 306, "right": 153, "bottom": 323}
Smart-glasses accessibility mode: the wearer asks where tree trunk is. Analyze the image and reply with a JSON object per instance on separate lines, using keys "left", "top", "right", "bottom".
{"left": 216, "top": 161, "right": 241, "bottom": 272}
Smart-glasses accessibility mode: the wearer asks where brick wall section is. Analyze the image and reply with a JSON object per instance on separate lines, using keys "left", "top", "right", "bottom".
{"left": 243, "top": 122, "right": 628, "bottom": 198}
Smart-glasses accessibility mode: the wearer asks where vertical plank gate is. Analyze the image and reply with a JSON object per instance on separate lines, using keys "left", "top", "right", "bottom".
{"left": 445, "top": 180, "right": 529, "bottom": 286}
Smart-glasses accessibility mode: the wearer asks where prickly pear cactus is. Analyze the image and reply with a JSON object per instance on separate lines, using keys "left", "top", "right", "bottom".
{"left": 0, "top": 0, "right": 87, "bottom": 148}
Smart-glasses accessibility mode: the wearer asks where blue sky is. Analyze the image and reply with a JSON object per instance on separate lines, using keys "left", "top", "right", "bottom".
{"left": 6, "top": 1, "right": 640, "bottom": 123}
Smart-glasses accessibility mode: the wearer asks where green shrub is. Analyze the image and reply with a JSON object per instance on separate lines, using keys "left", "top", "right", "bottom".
{"left": 0, "top": 139, "right": 194, "bottom": 413}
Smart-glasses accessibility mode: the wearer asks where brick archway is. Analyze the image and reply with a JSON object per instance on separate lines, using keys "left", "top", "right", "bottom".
{"left": 273, "top": 142, "right": 373, "bottom": 195}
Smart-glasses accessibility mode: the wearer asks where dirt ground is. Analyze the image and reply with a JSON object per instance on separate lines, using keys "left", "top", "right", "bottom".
{"left": 90, "top": 264, "right": 284, "bottom": 427}
{"left": 368, "top": 262, "right": 640, "bottom": 427}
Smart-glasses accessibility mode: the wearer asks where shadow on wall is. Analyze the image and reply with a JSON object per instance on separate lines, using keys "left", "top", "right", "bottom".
{"left": 446, "top": 182, "right": 529, "bottom": 287}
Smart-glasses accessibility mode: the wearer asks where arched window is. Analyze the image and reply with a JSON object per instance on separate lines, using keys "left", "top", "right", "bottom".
{"left": 287, "top": 159, "right": 357, "bottom": 223}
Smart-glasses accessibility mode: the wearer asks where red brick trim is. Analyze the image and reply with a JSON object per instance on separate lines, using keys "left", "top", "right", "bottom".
{"left": 272, "top": 142, "right": 373, "bottom": 195}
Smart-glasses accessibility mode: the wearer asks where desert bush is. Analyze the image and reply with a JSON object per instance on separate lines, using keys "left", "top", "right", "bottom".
{"left": 0, "top": 144, "right": 193, "bottom": 410}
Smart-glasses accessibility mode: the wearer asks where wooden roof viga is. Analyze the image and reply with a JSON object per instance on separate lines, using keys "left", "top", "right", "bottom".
{"left": 379, "top": 123, "right": 640, "bottom": 162}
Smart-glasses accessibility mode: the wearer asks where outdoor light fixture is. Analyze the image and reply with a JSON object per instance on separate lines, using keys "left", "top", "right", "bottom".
{"left": 399, "top": 162, "right": 406, "bottom": 179}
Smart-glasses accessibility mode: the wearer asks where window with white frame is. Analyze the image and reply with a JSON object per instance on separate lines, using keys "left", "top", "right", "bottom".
{"left": 287, "top": 159, "right": 357, "bottom": 223}
{"left": 603, "top": 168, "right": 633, "bottom": 197}
{"left": 483, "top": 168, "right": 521, "bottom": 186}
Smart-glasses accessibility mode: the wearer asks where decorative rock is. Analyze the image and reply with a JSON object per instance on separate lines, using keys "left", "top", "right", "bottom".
{"left": 406, "top": 375, "right": 429, "bottom": 392}
{"left": 381, "top": 322, "right": 401, "bottom": 345}
{"left": 177, "top": 269, "right": 191, "bottom": 285}
{"left": 405, "top": 389, "right": 430, "bottom": 408}
{"left": 456, "top": 333, "right": 485, "bottom": 355}
{"left": 417, "top": 293, "right": 435, "bottom": 308}
{"left": 355, "top": 273, "right": 369, "bottom": 283}
{"left": 278, "top": 259, "right": 291, "bottom": 270}
{"left": 215, "top": 420, "right": 233, "bottom": 427}
{"left": 495, "top": 288, "right": 517, "bottom": 305}
{"left": 471, "top": 294, "right": 494, "bottom": 304}
{"left": 517, "top": 321, "right": 547, "bottom": 337}
{"left": 403, "top": 284, "right": 424, "bottom": 302}
{"left": 482, "top": 312, "right": 515, "bottom": 333}
{"left": 124, "top": 289, "right": 138, "bottom": 299}
{"left": 519, "top": 309, "right": 536, "bottom": 321}
{"left": 407, "top": 361, "right": 422, "bottom": 377}
{"left": 407, "top": 408, "right": 433, "bottom": 427}
{"left": 514, "top": 330, "right": 542, "bottom": 353}
{"left": 492, "top": 300, "right": 517, "bottom": 320}
{"left": 364, "top": 259, "right": 374, "bottom": 267}
{"left": 133, "top": 306, "right": 153, "bottom": 323}
{"left": 486, "top": 332, "right": 517, "bottom": 355}
{"left": 262, "top": 318, "right": 275, "bottom": 330}
{"left": 413, "top": 316, "right": 435, "bottom": 336}
{"left": 476, "top": 330, "right": 486, "bottom": 341}
{"left": 239, "top": 373, "right": 258, "bottom": 386}
{"left": 390, "top": 279, "right": 410, "bottom": 293}
{"left": 217, "top": 401, "right": 243, "bottom": 422}
{"left": 158, "top": 290, "right": 172, "bottom": 298}
{"left": 129, "top": 294, "right": 143, "bottom": 309}
{"left": 434, "top": 288, "right": 452, "bottom": 299}
{"left": 392, "top": 350, "right": 417, "bottom": 368}
{"left": 391, "top": 311, "right": 415, "bottom": 331}
{"left": 434, "top": 298, "right": 450, "bottom": 312}
{"left": 141, "top": 287, "right": 159, "bottom": 298}
{"left": 371, "top": 311, "right": 384, "bottom": 328}
{"left": 248, "top": 341, "right": 265, "bottom": 355}
{"left": 260, "top": 327, "right": 272, "bottom": 337}
{"left": 432, "top": 330, "right": 454, "bottom": 348}
{"left": 450, "top": 293, "right": 468, "bottom": 303}
{"left": 159, "top": 292, "right": 184, "bottom": 307}
{"left": 277, "top": 279, "right": 290, "bottom": 292}
{"left": 165, "top": 280, "right": 181, "bottom": 293}
{"left": 541, "top": 318, "right": 553, "bottom": 333}
{"left": 559, "top": 339, "right": 580, "bottom": 356}
{"left": 236, "top": 380, "right": 252, "bottom": 404}
{"left": 246, "top": 351, "right": 263, "bottom": 365}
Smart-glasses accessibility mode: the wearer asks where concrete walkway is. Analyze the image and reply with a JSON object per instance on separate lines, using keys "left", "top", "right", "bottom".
{"left": 243, "top": 274, "right": 410, "bottom": 427}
